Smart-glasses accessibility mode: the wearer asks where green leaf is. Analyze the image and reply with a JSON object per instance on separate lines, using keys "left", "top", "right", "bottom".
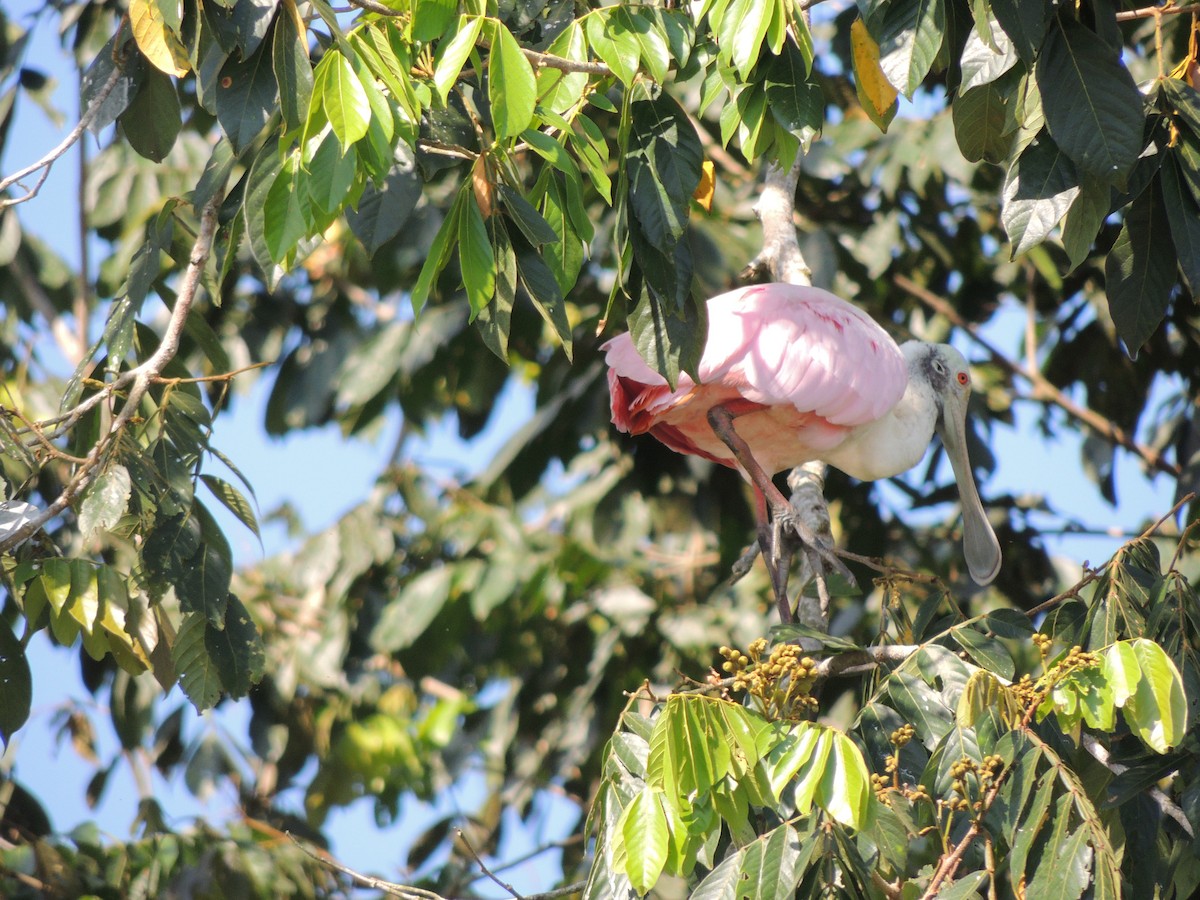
{"left": 618, "top": 787, "right": 670, "bottom": 895}
{"left": 876, "top": 0, "right": 945, "bottom": 98}
{"left": 1162, "top": 155, "right": 1200, "bottom": 292}
{"left": 477, "top": 216, "right": 517, "bottom": 360}
{"left": 618, "top": 9, "right": 669, "bottom": 84}
{"left": 1037, "top": 17, "right": 1143, "bottom": 184}
{"left": 413, "top": 0, "right": 455, "bottom": 42}
{"left": 586, "top": 8, "right": 639, "bottom": 87}
{"left": 817, "top": 732, "right": 872, "bottom": 829}
{"left": 488, "top": 22, "right": 536, "bottom": 142}
{"left": 0, "top": 619, "right": 31, "bottom": 744}
{"left": 1061, "top": 176, "right": 1109, "bottom": 271}
{"left": 306, "top": 129, "right": 358, "bottom": 215}
{"left": 79, "top": 464, "right": 132, "bottom": 540}
{"left": 120, "top": 67, "right": 182, "bottom": 162}
{"left": 205, "top": 593, "right": 265, "bottom": 698}
{"left": 242, "top": 139, "right": 285, "bottom": 285}
{"left": 990, "top": 0, "right": 1047, "bottom": 64}
{"left": 952, "top": 624, "right": 1015, "bottom": 679}
{"left": 1002, "top": 132, "right": 1080, "bottom": 256}
{"left": 1008, "top": 769, "right": 1057, "bottom": 889}
{"left": 410, "top": 193, "right": 464, "bottom": 315}
{"left": 370, "top": 567, "right": 453, "bottom": 652}
{"left": 497, "top": 183, "right": 557, "bottom": 247}
{"left": 347, "top": 148, "right": 420, "bottom": 254}
{"left": 953, "top": 75, "right": 1017, "bottom": 165}
{"left": 1120, "top": 639, "right": 1187, "bottom": 752}
{"left": 1104, "top": 178, "right": 1175, "bottom": 355}
{"left": 764, "top": 42, "right": 822, "bottom": 149}
{"left": 715, "top": 0, "right": 772, "bottom": 81}
{"left": 960, "top": 8, "right": 1018, "bottom": 90}
{"left": 1025, "top": 795, "right": 1091, "bottom": 900}
{"left": 434, "top": 15, "right": 482, "bottom": 105}
{"left": 627, "top": 93, "right": 702, "bottom": 251}
{"left": 200, "top": 474, "right": 260, "bottom": 539}
{"left": 459, "top": 192, "right": 496, "bottom": 319}
{"left": 322, "top": 51, "right": 370, "bottom": 148}
{"left": 176, "top": 530, "right": 232, "bottom": 627}
{"left": 173, "top": 612, "right": 222, "bottom": 709}
{"left": 537, "top": 22, "right": 589, "bottom": 116}
{"left": 272, "top": 4, "right": 313, "bottom": 133}
{"left": 515, "top": 241, "right": 573, "bottom": 359}
{"left": 214, "top": 34, "right": 277, "bottom": 153}
{"left": 264, "top": 154, "right": 308, "bottom": 264}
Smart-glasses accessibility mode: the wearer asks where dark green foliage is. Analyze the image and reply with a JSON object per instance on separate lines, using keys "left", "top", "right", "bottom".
{"left": 1, "top": 0, "right": 1199, "bottom": 896}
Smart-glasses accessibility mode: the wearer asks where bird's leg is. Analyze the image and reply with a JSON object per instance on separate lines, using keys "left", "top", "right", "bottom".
{"left": 754, "top": 487, "right": 794, "bottom": 622}
{"left": 707, "top": 404, "right": 845, "bottom": 624}
{"left": 707, "top": 405, "right": 796, "bottom": 619}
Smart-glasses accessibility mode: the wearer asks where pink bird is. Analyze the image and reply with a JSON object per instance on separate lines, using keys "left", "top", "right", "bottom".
{"left": 603, "top": 282, "right": 1001, "bottom": 618}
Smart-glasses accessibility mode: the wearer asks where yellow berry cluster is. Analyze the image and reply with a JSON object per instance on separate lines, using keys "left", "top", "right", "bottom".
{"left": 717, "top": 639, "right": 819, "bottom": 720}
{"left": 945, "top": 754, "right": 1005, "bottom": 813}
{"left": 873, "top": 724, "right": 920, "bottom": 804}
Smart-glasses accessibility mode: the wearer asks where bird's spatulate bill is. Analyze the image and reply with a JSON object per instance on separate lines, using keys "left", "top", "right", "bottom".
{"left": 938, "top": 394, "right": 1002, "bottom": 585}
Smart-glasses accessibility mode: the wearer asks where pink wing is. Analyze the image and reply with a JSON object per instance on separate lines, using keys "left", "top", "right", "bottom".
{"left": 605, "top": 283, "right": 906, "bottom": 430}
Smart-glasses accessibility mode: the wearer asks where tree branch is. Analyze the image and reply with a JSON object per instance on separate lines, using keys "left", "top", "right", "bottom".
{"left": 1080, "top": 734, "right": 1193, "bottom": 837}
{"left": 0, "top": 192, "right": 223, "bottom": 554}
{"left": 893, "top": 274, "right": 1181, "bottom": 479}
{"left": 0, "top": 65, "right": 123, "bottom": 210}
{"left": 1115, "top": 3, "right": 1200, "bottom": 22}
{"left": 742, "top": 157, "right": 811, "bottom": 287}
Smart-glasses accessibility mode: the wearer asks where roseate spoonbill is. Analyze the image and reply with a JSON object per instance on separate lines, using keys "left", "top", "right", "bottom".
{"left": 603, "top": 283, "right": 1002, "bottom": 618}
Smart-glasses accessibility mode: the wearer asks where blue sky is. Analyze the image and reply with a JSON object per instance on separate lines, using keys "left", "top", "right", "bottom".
{"left": 1, "top": 0, "right": 1183, "bottom": 891}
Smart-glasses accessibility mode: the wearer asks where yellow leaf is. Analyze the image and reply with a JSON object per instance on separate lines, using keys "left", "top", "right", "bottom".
{"left": 693, "top": 159, "right": 715, "bottom": 212}
{"left": 130, "top": 0, "right": 190, "bottom": 78}
{"left": 850, "top": 18, "right": 897, "bottom": 119}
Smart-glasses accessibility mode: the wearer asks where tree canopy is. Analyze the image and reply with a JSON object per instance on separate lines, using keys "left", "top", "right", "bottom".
{"left": 1, "top": 0, "right": 1199, "bottom": 897}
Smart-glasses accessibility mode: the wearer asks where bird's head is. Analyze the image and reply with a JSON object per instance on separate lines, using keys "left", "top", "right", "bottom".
{"left": 911, "top": 343, "right": 1003, "bottom": 585}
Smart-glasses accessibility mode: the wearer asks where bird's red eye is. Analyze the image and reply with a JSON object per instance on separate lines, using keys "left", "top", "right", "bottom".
{"left": 957, "top": 372, "right": 970, "bottom": 386}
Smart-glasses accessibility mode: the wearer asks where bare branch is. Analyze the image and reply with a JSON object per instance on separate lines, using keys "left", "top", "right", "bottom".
{"left": 0, "top": 65, "right": 123, "bottom": 209}
{"left": 813, "top": 644, "right": 919, "bottom": 679}
{"left": 742, "top": 157, "right": 811, "bottom": 287}
{"left": 894, "top": 274, "right": 1181, "bottom": 479}
{"left": 522, "top": 47, "right": 611, "bottom": 75}
{"left": 288, "top": 832, "right": 444, "bottom": 899}
{"left": 1080, "top": 734, "right": 1193, "bottom": 837}
{"left": 0, "top": 192, "right": 224, "bottom": 554}
{"left": 1115, "top": 3, "right": 1200, "bottom": 21}
{"left": 456, "top": 828, "right": 526, "bottom": 899}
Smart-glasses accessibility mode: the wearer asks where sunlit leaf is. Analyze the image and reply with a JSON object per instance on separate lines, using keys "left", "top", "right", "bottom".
{"left": 129, "top": 0, "right": 190, "bottom": 77}
{"left": 618, "top": 787, "right": 669, "bottom": 895}
{"left": 488, "top": 22, "right": 536, "bottom": 141}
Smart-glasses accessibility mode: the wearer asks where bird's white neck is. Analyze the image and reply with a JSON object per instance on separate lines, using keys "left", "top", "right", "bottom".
{"left": 824, "top": 377, "right": 939, "bottom": 481}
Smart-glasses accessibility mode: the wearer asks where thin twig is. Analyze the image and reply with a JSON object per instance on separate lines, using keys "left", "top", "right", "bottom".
{"left": 0, "top": 65, "right": 124, "bottom": 208}
{"left": 456, "top": 828, "right": 525, "bottom": 899}
{"left": 1115, "top": 3, "right": 1200, "bottom": 22}
{"left": 894, "top": 274, "right": 1181, "bottom": 479}
{"left": 288, "top": 832, "right": 444, "bottom": 899}
{"left": 0, "top": 192, "right": 224, "bottom": 554}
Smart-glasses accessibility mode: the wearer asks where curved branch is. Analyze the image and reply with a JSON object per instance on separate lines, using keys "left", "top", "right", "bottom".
{"left": 1115, "top": 3, "right": 1200, "bottom": 21}
{"left": 0, "top": 64, "right": 123, "bottom": 209}
{"left": 0, "top": 193, "right": 223, "bottom": 553}
{"left": 742, "top": 156, "right": 811, "bottom": 287}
